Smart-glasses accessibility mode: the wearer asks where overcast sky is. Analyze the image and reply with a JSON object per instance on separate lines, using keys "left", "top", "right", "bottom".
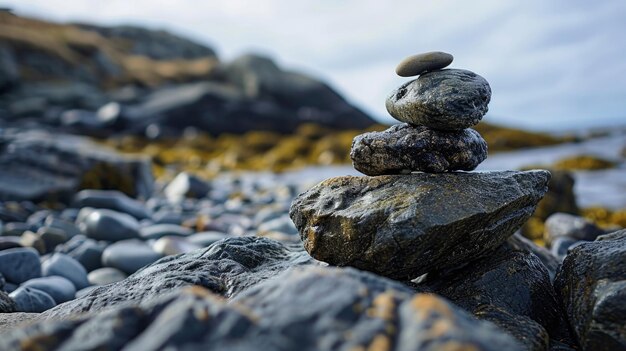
{"left": 5, "top": 0, "right": 626, "bottom": 131}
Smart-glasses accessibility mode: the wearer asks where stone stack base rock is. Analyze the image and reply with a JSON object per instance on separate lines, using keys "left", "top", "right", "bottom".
{"left": 289, "top": 52, "right": 582, "bottom": 350}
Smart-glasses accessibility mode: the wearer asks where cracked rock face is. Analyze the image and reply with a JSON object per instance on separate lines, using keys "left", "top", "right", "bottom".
{"left": 554, "top": 230, "right": 626, "bottom": 350}
{"left": 40, "top": 236, "right": 314, "bottom": 320}
{"left": 0, "top": 266, "right": 523, "bottom": 351}
{"left": 386, "top": 69, "right": 491, "bottom": 130}
{"left": 289, "top": 170, "right": 550, "bottom": 280}
{"left": 351, "top": 123, "right": 487, "bottom": 175}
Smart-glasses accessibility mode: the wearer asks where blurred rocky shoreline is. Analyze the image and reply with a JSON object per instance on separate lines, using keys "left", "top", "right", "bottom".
{"left": 1, "top": 10, "right": 625, "bottom": 351}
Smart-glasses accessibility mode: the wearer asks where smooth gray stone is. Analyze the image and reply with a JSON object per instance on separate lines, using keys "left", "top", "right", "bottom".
{"left": 37, "top": 226, "right": 68, "bottom": 253}
{"left": 80, "top": 209, "right": 141, "bottom": 242}
{"left": 73, "top": 190, "right": 151, "bottom": 220}
{"left": 0, "top": 236, "right": 23, "bottom": 251}
{"left": 139, "top": 224, "right": 193, "bottom": 240}
{"left": 386, "top": 69, "right": 491, "bottom": 130}
{"left": 101, "top": 239, "right": 163, "bottom": 275}
{"left": 44, "top": 217, "right": 82, "bottom": 238}
{"left": 87, "top": 267, "right": 128, "bottom": 286}
{"left": 395, "top": 51, "right": 453, "bottom": 77}
{"left": 22, "top": 276, "right": 76, "bottom": 304}
{"left": 0, "top": 247, "right": 41, "bottom": 284}
{"left": 544, "top": 213, "right": 605, "bottom": 247}
{"left": 9, "top": 287, "right": 56, "bottom": 313}
{"left": 290, "top": 170, "right": 550, "bottom": 280}
{"left": 41, "top": 253, "right": 90, "bottom": 290}
{"left": 152, "top": 236, "right": 201, "bottom": 256}
{"left": 351, "top": 123, "right": 488, "bottom": 175}
{"left": 1, "top": 222, "right": 28, "bottom": 236}
{"left": 54, "top": 235, "right": 107, "bottom": 272}
{"left": 554, "top": 230, "right": 626, "bottom": 350}
{"left": 186, "top": 231, "right": 230, "bottom": 247}
{"left": 19, "top": 231, "right": 46, "bottom": 254}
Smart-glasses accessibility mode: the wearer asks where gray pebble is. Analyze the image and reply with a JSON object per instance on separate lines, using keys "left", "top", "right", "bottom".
{"left": 9, "top": 287, "right": 56, "bottom": 312}
{"left": 42, "top": 253, "right": 90, "bottom": 290}
{"left": 395, "top": 51, "right": 453, "bottom": 77}
{"left": 0, "top": 247, "right": 41, "bottom": 284}
{"left": 22, "top": 276, "right": 76, "bottom": 304}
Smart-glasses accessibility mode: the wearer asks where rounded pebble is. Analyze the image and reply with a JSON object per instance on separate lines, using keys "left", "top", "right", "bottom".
{"left": 22, "top": 276, "right": 76, "bottom": 304}
{"left": 42, "top": 253, "right": 90, "bottom": 290}
{"left": 87, "top": 267, "right": 127, "bottom": 286}
{"left": 9, "top": 287, "right": 56, "bottom": 312}
{"left": 101, "top": 239, "right": 163, "bottom": 275}
{"left": 395, "top": 51, "right": 453, "bottom": 77}
{"left": 0, "top": 247, "right": 42, "bottom": 284}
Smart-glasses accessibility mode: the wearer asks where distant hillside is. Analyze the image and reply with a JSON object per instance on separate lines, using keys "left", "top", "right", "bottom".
{"left": 0, "top": 11, "right": 376, "bottom": 135}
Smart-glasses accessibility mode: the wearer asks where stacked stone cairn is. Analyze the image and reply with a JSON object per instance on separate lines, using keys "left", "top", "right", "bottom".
{"left": 289, "top": 52, "right": 577, "bottom": 348}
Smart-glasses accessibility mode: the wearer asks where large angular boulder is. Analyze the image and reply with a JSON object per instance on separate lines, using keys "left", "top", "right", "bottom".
{"left": 554, "top": 230, "right": 626, "bottom": 350}
{"left": 1, "top": 267, "right": 523, "bottom": 351}
{"left": 0, "top": 130, "right": 153, "bottom": 202}
{"left": 425, "top": 235, "right": 573, "bottom": 350}
{"left": 41, "top": 236, "right": 314, "bottom": 319}
{"left": 290, "top": 170, "right": 550, "bottom": 280}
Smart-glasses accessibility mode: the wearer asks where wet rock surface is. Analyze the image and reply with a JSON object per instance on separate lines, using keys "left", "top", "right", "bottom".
{"left": 41, "top": 236, "right": 314, "bottom": 319}
{"left": 554, "top": 229, "right": 626, "bottom": 350}
{"left": 425, "top": 236, "right": 572, "bottom": 349}
{"left": 386, "top": 69, "right": 491, "bottom": 130}
{"left": 0, "top": 266, "right": 523, "bottom": 351}
{"left": 351, "top": 123, "right": 488, "bottom": 175}
{"left": 290, "top": 170, "right": 549, "bottom": 279}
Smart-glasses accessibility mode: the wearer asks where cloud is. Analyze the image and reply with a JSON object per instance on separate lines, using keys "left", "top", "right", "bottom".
{"left": 7, "top": 0, "right": 626, "bottom": 130}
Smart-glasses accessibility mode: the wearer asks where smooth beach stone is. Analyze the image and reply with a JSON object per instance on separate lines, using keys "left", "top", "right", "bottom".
{"left": 101, "top": 239, "right": 163, "bottom": 275}
{"left": 22, "top": 276, "right": 76, "bottom": 304}
{"left": 37, "top": 226, "right": 68, "bottom": 253}
{"left": 290, "top": 170, "right": 550, "bottom": 280}
{"left": 44, "top": 217, "right": 82, "bottom": 238}
{"left": 386, "top": 69, "right": 491, "bottom": 130}
{"left": 186, "top": 231, "right": 230, "bottom": 247}
{"left": 0, "top": 247, "right": 41, "bottom": 284}
{"left": 73, "top": 190, "right": 151, "bottom": 220}
{"left": 41, "top": 253, "right": 90, "bottom": 290}
{"left": 395, "top": 51, "right": 453, "bottom": 77}
{"left": 54, "top": 235, "right": 107, "bottom": 272}
{"left": 554, "top": 230, "right": 626, "bottom": 350}
{"left": 9, "top": 287, "right": 56, "bottom": 313}
{"left": 19, "top": 231, "right": 46, "bottom": 254}
{"left": 139, "top": 224, "right": 193, "bottom": 240}
{"left": 87, "top": 267, "right": 127, "bottom": 286}
{"left": 351, "top": 123, "right": 487, "bottom": 175}
{"left": 80, "top": 209, "right": 141, "bottom": 242}
{"left": 152, "top": 236, "right": 201, "bottom": 256}
{"left": 0, "top": 236, "right": 23, "bottom": 251}
{"left": 544, "top": 212, "right": 605, "bottom": 247}
{"left": 550, "top": 237, "right": 583, "bottom": 260}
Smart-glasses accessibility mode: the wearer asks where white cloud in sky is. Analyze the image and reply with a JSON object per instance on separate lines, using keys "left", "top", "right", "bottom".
{"left": 4, "top": 0, "right": 626, "bottom": 130}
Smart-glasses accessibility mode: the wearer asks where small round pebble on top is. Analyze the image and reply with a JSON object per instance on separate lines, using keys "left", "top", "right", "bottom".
{"left": 395, "top": 51, "right": 453, "bottom": 77}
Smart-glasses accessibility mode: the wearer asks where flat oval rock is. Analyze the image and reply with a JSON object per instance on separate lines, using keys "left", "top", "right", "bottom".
{"left": 395, "top": 51, "right": 453, "bottom": 77}
{"left": 289, "top": 170, "right": 550, "bottom": 280}
{"left": 351, "top": 123, "right": 487, "bottom": 175}
{"left": 386, "top": 69, "right": 491, "bottom": 130}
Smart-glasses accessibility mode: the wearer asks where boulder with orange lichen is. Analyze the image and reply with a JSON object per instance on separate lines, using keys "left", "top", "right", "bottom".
{"left": 0, "top": 266, "right": 522, "bottom": 350}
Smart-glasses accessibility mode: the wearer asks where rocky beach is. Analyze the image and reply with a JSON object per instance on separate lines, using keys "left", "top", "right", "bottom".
{"left": 0, "top": 11, "right": 625, "bottom": 351}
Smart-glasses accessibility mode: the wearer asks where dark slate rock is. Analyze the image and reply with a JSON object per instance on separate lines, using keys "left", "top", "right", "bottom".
{"left": 22, "top": 276, "right": 76, "bottom": 304}
{"left": 73, "top": 189, "right": 151, "bottom": 219}
{"left": 42, "top": 237, "right": 313, "bottom": 319}
{"left": 9, "top": 287, "right": 56, "bottom": 313}
{"left": 101, "top": 239, "right": 163, "bottom": 275}
{"left": 87, "top": 267, "right": 127, "bottom": 286}
{"left": 0, "top": 247, "right": 41, "bottom": 284}
{"left": 2, "top": 267, "right": 522, "bottom": 351}
{"left": 512, "top": 233, "right": 561, "bottom": 282}
{"left": 0, "top": 130, "right": 153, "bottom": 202}
{"left": 350, "top": 123, "right": 488, "bottom": 175}
{"left": 554, "top": 230, "right": 626, "bottom": 350}
{"left": 0, "top": 290, "right": 16, "bottom": 313}
{"left": 425, "top": 236, "right": 572, "bottom": 349}
{"left": 138, "top": 224, "right": 193, "bottom": 240}
{"left": 386, "top": 69, "right": 491, "bottom": 130}
{"left": 80, "top": 209, "right": 141, "bottom": 242}
{"left": 36, "top": 226, "right": 68, "bottom": 253}
{"left": 0, "top": 236, "right": 23, "bottom": 251}
{"left": 41, "top": 253, "right": 90, "bottom": 290}
{"left": 164, "top": 172, "right": 211, "bottom": 201}
{"left": 54, "top": 235, "right": 107, "bottom": 272}
{"left": 544, "top": 212, "right": 606, "bottom": 247}
{"left": 290, "top": 170, "right": 550, "bottom": 280}
{"left": 187, "top": 231, "right": 230, "bottom": 247}
{"left": 1, "top": 221, "right": 29, "bottom": 236}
